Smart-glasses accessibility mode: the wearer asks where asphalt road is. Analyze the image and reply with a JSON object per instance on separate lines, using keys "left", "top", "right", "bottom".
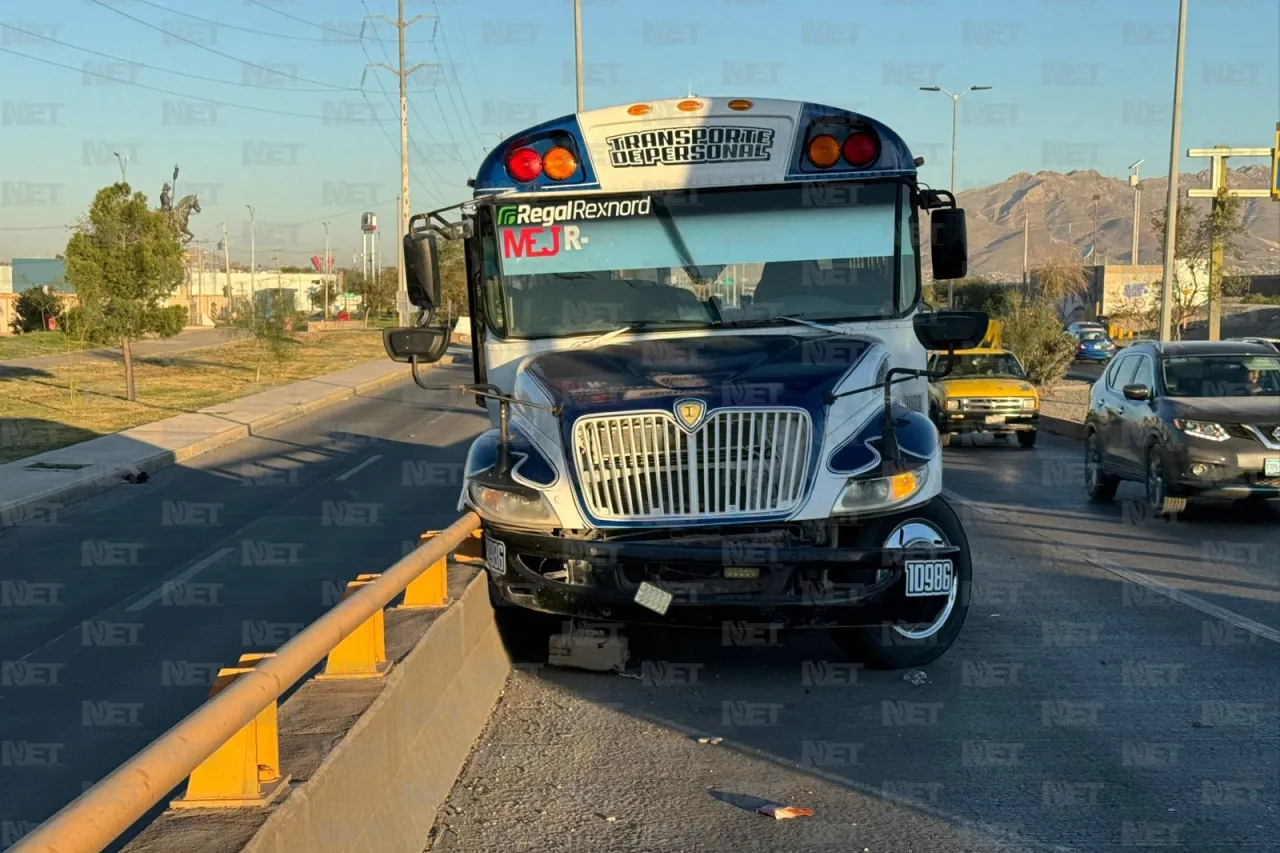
{"left": 430, "top": 433, "right": 1278, "bottom": 853}
{"left": 0, "top": 360, "right": 488, "bottom": 845}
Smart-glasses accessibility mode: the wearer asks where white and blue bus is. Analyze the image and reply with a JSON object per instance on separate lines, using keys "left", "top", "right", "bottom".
{"left": 386, "top": 96, "right": 988, "bottom": 668}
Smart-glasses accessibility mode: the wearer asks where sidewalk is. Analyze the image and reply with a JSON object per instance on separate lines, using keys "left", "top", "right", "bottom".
{"left": 0, "top": 352, "right": 460, "bottom": 525}
{"left": 0, "top": 327, "right": 248, "bottom": 372}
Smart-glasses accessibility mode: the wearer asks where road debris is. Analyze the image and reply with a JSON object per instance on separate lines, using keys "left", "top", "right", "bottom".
{"left": 758, "top": 804, "right": 814, "bottom": 819}
{"left": 903, "top": 669, "right": 928, "bottom": 685}
{"left": 697, "top": 736, "right": 723, "bottom": 745}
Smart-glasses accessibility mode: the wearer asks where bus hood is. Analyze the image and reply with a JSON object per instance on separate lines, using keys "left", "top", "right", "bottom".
{"left": 523, "top": 332, "right": 875, "bottom": 421}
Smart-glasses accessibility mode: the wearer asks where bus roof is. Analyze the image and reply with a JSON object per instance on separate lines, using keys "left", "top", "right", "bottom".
{"left": 472, "top": 97, "right": 918, "bottom": 198}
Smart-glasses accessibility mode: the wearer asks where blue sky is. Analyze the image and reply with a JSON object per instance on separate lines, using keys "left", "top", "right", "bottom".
{"left": 0, "top": 0, "right": 1276, "bottom": 264}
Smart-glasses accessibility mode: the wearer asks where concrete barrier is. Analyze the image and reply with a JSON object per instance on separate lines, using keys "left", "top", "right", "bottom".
{"left": 121, "top": 569, "right": 510, "bottom": 853}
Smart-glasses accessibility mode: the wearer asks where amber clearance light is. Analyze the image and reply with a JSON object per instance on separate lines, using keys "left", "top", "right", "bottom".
{"left": 677, "top": 99, "right": 703, "bottom": 112}
{"left": 727, "top": 99, "right": 753, "bottom": 111}
{"left": 627, "top": 103, "right": 651, "bottom": 116}
{"left": 543, "top": 146, "right": 577, "bottom": 180}
{"left": 807, "top": 134, "right": 841, "bottom": 169}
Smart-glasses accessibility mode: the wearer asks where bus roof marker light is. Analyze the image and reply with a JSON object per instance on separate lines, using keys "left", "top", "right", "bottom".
{"left": 727, "top": 99, "right": 752, "bottom": 111}
{"left": 842, "top": 132, "right": 879, "bottom": 167}
{"left": 807, "top": 134, "right": 841, "bottom": 169}
{"left": 627, "top": 104, "right": 651, "bottom": 116}
{"left": 677, "top": 99, "right": 702, "bottom": 112}
{"left": 506, "top": 147, "right": 543, "bottom": 183}
{"left": 543, "top": 146, "right": 577, "bottom": 181}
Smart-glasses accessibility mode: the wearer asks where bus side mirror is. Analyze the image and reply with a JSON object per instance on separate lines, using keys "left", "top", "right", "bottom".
{"left": 383, "top": 326, "right": 450, "bottom": 364}
{"left": 914, "top": 310, "right": 989, "bottom": 351}
{"left": 404, "top": 229, "right": 442, "bottom": 311}
{"left": 931, "top": 208, "right": 968, "bottom": 280}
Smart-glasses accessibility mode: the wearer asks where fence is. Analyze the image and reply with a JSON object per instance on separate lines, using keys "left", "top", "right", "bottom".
{"left": 10, "top": 513, "right": 482, "bottom": 853}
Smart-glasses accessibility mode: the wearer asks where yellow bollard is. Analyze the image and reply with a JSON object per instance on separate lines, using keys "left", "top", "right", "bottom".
{"left": 170, "top": 654, "right": 291, "bottom": 808}
{"left": 400, "top": 554, "right": 448, "bottom": 608}
{"left": 316, "top": 575, "right": 390, "bottom": 679}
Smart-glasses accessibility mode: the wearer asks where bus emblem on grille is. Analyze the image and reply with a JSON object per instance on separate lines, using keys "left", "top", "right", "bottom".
{"left": 674, "top": 399, "right": 706, "bottom": 432}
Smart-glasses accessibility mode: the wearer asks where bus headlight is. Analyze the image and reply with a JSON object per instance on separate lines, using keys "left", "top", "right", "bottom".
{"left": 1020, "top": 397, "right": 1038, "bottom": 410}
{"left": 468, "top": 483, "right": 561, "bottom": 529}
{"left": 944, "top": 399, "right": 960, "bottom": 411}
{"left": 832, "top": 465, "right": 928, "bottom": 515}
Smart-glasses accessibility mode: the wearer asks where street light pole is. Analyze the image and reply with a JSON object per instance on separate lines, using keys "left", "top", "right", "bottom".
{"left": 113, "top": 152, "right": 128, "bottom": 184}
{"left": 246, "top": 204, "right": 256, "bottom": 308}
{"left": 573, "top": 0, "right": 584, "bottom": 112}
{"left": 920, "top": 84, "right": 991, "bottom": 308}
{"left": 1158, "top": 0, "right": 1188, "bottom": 342}
{"left": 1129, "top": 159, "right": 1144, "bottom": 265}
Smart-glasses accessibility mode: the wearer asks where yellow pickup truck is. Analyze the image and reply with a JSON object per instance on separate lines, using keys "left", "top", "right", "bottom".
{"left": 927, "top": 347, "right": 1040, "bottom": 448}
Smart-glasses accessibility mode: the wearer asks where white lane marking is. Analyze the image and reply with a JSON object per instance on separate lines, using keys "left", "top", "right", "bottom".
{"left": 941, "top": 488, "right": 1280, "bottom": 646}
{"left": 126, "top": 547, "right": 234, "bottom": 612}
{"left": 335, "top": 454, "right": 382, "bottom": 483}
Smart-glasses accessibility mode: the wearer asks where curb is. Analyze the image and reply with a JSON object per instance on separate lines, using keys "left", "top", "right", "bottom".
{"left": 0, "top": 355, "right": 456, "bottom": 523}
{"left": 1039, "top": 415, "right": 1085, "bottom": 441}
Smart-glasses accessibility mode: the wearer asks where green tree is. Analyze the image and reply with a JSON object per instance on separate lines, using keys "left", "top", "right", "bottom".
{"left": 437, "top": 236, "right": 467, "bottom": 317}
{"left": 63, "top": 182, "right": 185, "bottom": 401}
{"left": 229, "top": 288, "right": 296, "bottom": 382}
{"left": 350, "top": 267, "right": 398, "bottom": 321}
{"left": 11, "top": 286, "right": 64, "bottom": 334}
{"left": 1000, "top": 298, "right": 1077, "bottom": 387}
{"left": 1150, "top": 190, "right": 1248, "bottom": 336}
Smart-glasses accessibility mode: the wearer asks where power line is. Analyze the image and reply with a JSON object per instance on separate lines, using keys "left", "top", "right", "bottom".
{"left": 127, "top": 0, "right": 399, "bottom": 45}
{"left": 358, "top": 2, "right": 455, "bottom": 197}
{"left": 0, "top": 46, "right": 387, "bottom": 123}
{"left": 424, "top": 18, "right": 483, "bottom": 166}
{"left": 432, "top": 5, "right": 485, "bottom": 151}
{"left": 355, "top": 24, "right": 450, "bottom": 203}
{"left": 85, "top": 0, "right": 357, "bottom": 91}
{"left": 0, "top": 23, "right": 360, "bottom": 92}
{"left": 244, "top": 0, "right": 434, "bottom": 43}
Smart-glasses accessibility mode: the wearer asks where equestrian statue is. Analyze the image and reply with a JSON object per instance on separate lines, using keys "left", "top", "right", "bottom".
{"left": 159, "top": 164, "right": 201, "bottom": 244}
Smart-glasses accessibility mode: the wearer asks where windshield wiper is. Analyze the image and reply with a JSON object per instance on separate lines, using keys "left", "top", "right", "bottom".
{"left": 725, "top": 313, "right": 867, "bottom": 337}
{"left": 573, "top": 319, "right": 714, "bottom": 349}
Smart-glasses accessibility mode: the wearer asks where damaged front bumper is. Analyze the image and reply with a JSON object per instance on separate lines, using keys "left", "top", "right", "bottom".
{"left": 483, "top": 526, "right": 959, "bottom": 628}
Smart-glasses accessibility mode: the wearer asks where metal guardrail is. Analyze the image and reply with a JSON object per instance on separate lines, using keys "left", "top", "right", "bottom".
{"left": 12, "top": 512, "right": 482, "bottom": 853}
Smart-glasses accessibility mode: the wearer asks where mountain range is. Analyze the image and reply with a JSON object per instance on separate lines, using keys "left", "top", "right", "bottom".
{"left": 946, "top": 165, "right": 1279, "bottom": 280}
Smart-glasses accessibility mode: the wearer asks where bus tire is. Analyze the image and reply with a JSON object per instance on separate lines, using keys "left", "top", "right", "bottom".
{"left": 828, "top": 496, "right": 971, "bottom": 669}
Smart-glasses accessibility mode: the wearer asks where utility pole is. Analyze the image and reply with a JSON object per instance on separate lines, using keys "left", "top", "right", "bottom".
{"left": 1186, "top": 145, "right": 1275, "bottom": 341}
{"left": 1158, "top": 0, "right": 1188, "bottom": 343}
{"left": 219, "top": 222, "right": 231, "bottom": 317}
{"left": 1128, "top": 159, "right": 1144, "bottom": 264}
{"left": 1022, "top": 213, "right": 1029, "bottom": 293}
{"left": 246, "top": 204, "right": 257, "bottom": 314}
{"left": 573, "top": 0, "right": 585, "bottom": 112}
{"left": 323, "top": 222, "right": 331, "bottom": 321}
{"left": 363, "top": 1, "right": 435, "bottom": 326}
{"left": 1091, "top": 194, "right": 1100, "bottom": 265}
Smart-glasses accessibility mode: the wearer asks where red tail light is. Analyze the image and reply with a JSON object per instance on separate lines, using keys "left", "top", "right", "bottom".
{"left": 842, "top": 132, "right": 878, "bottom": 167}
{"left": 506, "top": 147, "right": 543, "bottom": 182}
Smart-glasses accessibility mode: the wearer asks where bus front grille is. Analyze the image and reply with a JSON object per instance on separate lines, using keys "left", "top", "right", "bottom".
{"left": 572, "top": 410, "right": 811, "bottom": 521}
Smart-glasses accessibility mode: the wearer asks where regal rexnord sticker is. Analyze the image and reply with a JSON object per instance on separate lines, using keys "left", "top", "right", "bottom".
{"left": 496, "top": 198, "right": 651, "bottom": 227}
{"left": 606, "top": 126, "right": 776, "bottom": 168}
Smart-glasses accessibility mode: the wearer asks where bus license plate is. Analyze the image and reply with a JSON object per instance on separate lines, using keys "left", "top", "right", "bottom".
{"left": 485, "top": 538, "right": 506, "bottom": 576}
{"left": 905, "top": 560, "right": 953, "bottom": 597}
{"left": 985, "top": 415, "right": 1006, "bottom": 425}
{"left": 1266, "top": 458, "right": 1280, "bottom": 477}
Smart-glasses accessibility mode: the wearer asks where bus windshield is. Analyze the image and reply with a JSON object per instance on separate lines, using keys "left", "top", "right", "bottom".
{"left": 480, "top": 182, "right": 916, "bottom": 339}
